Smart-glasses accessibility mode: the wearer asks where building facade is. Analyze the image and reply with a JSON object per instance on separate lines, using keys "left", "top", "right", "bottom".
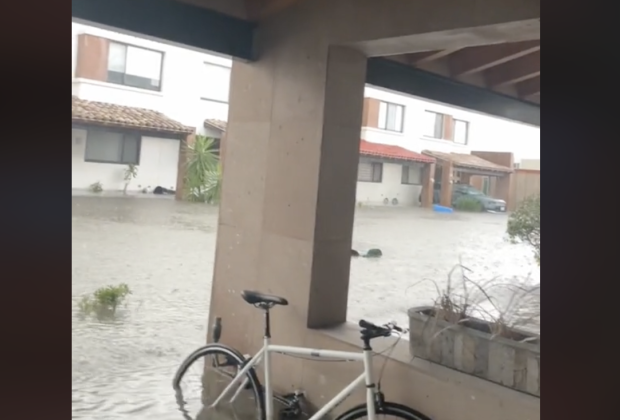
{"left": 71, "top": 22, "right": 230, "bottom": 192}
{"left": 71, "top": 22, "right": 539, "bottom": 205}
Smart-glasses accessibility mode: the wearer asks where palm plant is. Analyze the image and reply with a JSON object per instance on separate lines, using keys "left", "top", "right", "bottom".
{"left": 184, "top": 135, "right": 222, "bottom": 204}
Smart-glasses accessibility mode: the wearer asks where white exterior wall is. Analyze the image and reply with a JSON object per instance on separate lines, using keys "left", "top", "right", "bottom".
{"left": 71, "top": 22, "right": 230, "bottom": 136}
{"left": 72, "top": 128, "right": 180, "bottom": 192}
{"left": 362, "top": 86, "right": 540, "bottom": 163}
{"left": 356, "top": 161, "right": 423, "bottom": 206}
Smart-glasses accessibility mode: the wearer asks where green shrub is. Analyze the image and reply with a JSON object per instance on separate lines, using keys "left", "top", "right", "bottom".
{"left": 78, "top": 283, "right": 132, "bottom": 319}
{"left": 507, "top": 194, "right": 540, "bottom": 265}
{"left": 453, "top": 196, "right": 483, "bottom": 212}
{"left": 184, "top": 136, "right": 222, "bottom": 204}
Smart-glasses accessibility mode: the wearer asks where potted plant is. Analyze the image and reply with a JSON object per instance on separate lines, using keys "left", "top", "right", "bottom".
{"left": 408, "top": 265, "right": 540, "bottom": 396}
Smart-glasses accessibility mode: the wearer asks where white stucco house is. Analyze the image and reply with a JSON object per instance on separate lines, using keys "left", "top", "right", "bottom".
{"left": 71, "top": 22, "right": 229, "bottom": 193}
{"left": 354, "top": 87, "right": 540, "bottom": 205}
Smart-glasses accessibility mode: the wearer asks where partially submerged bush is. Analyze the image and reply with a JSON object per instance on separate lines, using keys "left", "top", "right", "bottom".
{"left": 89, "top": 181, "right": 103, "bottom": 193}
{"left": 453, "top": 196, "right": 483, "bottom": 212}
{"left": 507, "top": 194, "right": 540, "bottom": 264}
{"left": 78, "top": 283, "right": 132, "bottom": 318}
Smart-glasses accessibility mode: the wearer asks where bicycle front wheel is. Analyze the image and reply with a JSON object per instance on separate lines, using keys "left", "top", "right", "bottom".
{"left": 172, "top": 343, "right": 265, "bottom": 420}
{"left": 336, "top": 401, "right": 432, "bottom": 420}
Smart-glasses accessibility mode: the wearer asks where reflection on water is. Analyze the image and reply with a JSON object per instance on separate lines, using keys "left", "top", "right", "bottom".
{"left": 72, "top": 196, "right": 539, "bottom": 419}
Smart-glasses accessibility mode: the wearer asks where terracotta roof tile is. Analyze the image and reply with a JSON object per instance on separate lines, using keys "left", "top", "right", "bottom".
{"left": 421, "top": 150, "right": 512, "bottom": 173}
{"left": 72, "top": 96, "right": 194, "bottom": 135}
{"left": 360, "top": 140, "right": 435, "bottom": 164}
{"left": 203, "top": 119, "right": 227, "bottom": 131}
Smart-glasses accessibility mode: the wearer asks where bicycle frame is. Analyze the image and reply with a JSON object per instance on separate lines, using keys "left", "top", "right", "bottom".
{"left": 210, "top": 336, "right": 378, "bottom": 420}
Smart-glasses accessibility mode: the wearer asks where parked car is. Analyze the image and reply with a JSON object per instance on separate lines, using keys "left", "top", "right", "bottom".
{"left": 419, "top": 183, "right": 507, "bottom": 212}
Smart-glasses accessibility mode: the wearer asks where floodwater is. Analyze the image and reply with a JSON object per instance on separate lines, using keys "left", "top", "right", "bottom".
{"left": 71, "top": 195, "right": 539, "bottom": 419}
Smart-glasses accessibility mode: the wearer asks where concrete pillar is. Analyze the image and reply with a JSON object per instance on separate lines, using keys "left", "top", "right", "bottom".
{"left": 439, "top": 161, "right": 454, "bottom": 207}
{"left": 209, "top": 30, "right": 367, "bottom": 352}
{"left": 175, "top": 133, "right": 195, "bottom": 200}
{"left": 495, "top": 175, "right": 513, "bottom": 207}
{"left": 420, "top": 163, "right": 435, "bottom": 208}
{"left": 472, "top": 151, "right": 514, "bottom": 207}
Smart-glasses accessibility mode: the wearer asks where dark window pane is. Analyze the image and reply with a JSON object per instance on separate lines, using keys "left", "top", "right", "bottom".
{"left": 121, "top": 135, "right": 140, "bottom": 164}
{"left": 372, "top": 163, "right": 382, "bottom": 182}
{"left": 124, "top": 74, "right": 160, "bottom": 91}
{"left": 85, "top": 130, "right": 123, "bottom": 163}
{"left": 107, "top": 71, "right": 124, "bottom": 85}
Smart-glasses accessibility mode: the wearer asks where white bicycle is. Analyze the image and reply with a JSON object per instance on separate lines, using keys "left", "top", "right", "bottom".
{"left": 173, "top": 290, "right": 432, "bottom": 420}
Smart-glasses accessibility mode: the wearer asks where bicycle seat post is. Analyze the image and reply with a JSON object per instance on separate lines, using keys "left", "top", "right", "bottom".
{"left": 258, "top": 302, "right": 273, "bottom": 340}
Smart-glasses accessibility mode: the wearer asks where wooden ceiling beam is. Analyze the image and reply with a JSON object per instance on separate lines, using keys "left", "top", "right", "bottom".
{"left": 484, "top": 50, "right": 540, "bottom": 87}
{"left": 449, "top": 40, "right": 540, "bottom": 76}
{"left": 406, "top": 48, "right": 461, "bottom": 65}
{"left": 516, "top": 76, "right": 540, "bottom": 98}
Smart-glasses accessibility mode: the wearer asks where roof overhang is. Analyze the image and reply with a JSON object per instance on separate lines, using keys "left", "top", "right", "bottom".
{"left": 422, "top": 150, "right": 513, "bottom": 175}
{"left": 72, "top": 96, "right": 194, "bottom": 137}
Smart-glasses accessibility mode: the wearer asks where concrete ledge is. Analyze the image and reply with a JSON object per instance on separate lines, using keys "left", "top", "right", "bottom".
{"left": 319, "top": 321, "right": 539, "bottom": 406}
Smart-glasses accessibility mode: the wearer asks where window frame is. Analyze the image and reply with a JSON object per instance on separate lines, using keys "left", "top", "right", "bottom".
{"left": 200, "top": 61, "right": 232, "bottom": 104}
{"left": 378, "top": 101, "right": 405, "bottom": 133}
{"left": 401, "top": 164, "right": 422, "bottom": 185}
{"left": 423, "top": 110, "right": 445, "bottom": 139}
{"left": 106, "top": 40, "right": 165, "bottom": 92}
{"left": 358, "top": 161, "right": 383, "bottom": 183}
{"left": 453, "top": 119, "right": 470, "bottom": 145}
{"left": 84, "top": 128, "right": 142, "bottom": 165}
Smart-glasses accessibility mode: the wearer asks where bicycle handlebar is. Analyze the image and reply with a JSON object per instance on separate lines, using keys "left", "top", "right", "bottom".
{"left": 358, "top": 319, "right": 407, "bottom": 336}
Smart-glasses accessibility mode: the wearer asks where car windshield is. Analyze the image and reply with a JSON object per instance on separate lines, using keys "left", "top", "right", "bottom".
{"left": 459, "top": 186, "right": 484, "bottom": 195}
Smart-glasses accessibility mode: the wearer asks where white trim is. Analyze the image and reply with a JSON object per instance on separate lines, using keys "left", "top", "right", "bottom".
{"left": 420, "top": 135, "right": 469, "bottom": 149}
{"left": 363, "top": 126, "right": 405, "bottom": 137}
{"left": 72, "top": 78, "right": 164, "bottom": 97}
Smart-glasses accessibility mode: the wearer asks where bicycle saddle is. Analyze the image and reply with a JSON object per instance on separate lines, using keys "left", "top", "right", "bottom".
{"left": 241, "top": 290, "right": 289, "bottom": 306}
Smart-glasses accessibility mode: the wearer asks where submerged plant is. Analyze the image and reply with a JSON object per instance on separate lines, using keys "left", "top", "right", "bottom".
{"left": 453, "top": 196, "right": 483, "bottom": 212}
{"left": 183, "top": 136, "right": 222, "bottom": 204}
{"left": 78, "top": 283, "right": 132, "bottom": 319}
{"left": 89, "top": 181, "right": 103, "bottom": 193}
{"left": 123, "top": 164, "right": 139, "bottom": 194}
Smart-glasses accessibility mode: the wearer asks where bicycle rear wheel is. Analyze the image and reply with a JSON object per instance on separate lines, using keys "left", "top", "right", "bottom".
{"left": 336, "top": 401, "right": 432, "bottom": 420}
{"left": 172, "top": 344, "right": 265, "bottom": 420}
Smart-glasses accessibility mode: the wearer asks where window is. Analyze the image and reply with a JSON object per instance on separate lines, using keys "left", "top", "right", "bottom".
{"left": 423, "top": 111, "right": 444, "bottom": 139}
{"left": 107, "top": 42, "right": 163, "bottom": 91}
{"left": 378, "top": 101, "right": 404, "bottom": 132}
{"left": 401, "top": 164, "right": 422, "bottom": 185}
{"left": 84, "top": 129, "right": 141, "bottom": 165}
{"left": 453, "top": 119, "right": 469, "bottom": 145}
{"left": 201, "top": 62, "right": 231, "bottom": 103}
{"left": 357, "top": 162, "right": 383, "bottom": 183}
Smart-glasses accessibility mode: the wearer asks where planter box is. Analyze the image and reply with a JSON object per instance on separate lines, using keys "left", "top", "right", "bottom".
{"left": 408, "top": 306, "right": 540, "bottom": 397}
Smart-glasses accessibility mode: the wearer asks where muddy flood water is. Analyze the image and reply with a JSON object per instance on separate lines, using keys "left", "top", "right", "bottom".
{"left": 72, "top": 195, "right": 539, "bottom": 419}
